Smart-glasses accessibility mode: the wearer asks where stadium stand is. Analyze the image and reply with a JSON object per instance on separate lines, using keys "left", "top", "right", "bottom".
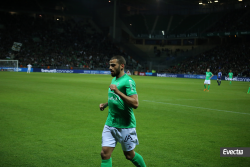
{"left": 207, "top": 7, "right": 250, "bottom": 32}
{"left": 0, "top": 12, "right": 141, "bottom": 70}
{"left": 171, "top": 14, "right": 206, "bottom": 34}
{"left": 164, "top": 43, "right": 250, "bottom": 77}
{"left": 143, "top": 15, "right": 156, "bottom": 33}
{"left": 153, "top": 15, "right": 171, "bottom": 34}
{"left": 167, "top": 15, "right": 185, "bottom": 34}
{"left": 122, "top": 14, "right": 148, "bottom": 35}
{"left": 188, "top": 12, "right": 225, "bottom": 33}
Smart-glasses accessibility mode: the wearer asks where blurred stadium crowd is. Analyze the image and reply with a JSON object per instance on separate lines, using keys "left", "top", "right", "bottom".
{"left": 165, "top": 43, "right": 250, "bottom": 77}
{"left": 0, "top": 6, "right": 250, "bottom": 76}
{"left": 0, "top": 12, "right": 141, "bottom": 70}
{"left": 163, "top": 6, "right": 250, "bottom": 77}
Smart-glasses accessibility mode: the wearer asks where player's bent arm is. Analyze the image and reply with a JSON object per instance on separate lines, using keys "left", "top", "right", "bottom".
{"left": 109, "top": 84, "right": 139, "bottom": 109}
{"left": 115, "top": 90, "right": 139, "bottom": 109}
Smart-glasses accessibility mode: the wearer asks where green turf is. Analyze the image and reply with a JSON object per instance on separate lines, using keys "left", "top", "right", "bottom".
{"left": 0, "top": 72, "right": 249, "bottom": 167}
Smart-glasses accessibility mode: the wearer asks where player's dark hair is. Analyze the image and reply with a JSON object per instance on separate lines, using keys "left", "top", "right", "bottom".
{"left": 111, "top": 55, "right": 126, "bottom": 65}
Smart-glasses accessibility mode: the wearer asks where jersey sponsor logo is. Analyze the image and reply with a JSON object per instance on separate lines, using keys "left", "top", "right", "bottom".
{"left": 108, "top": 91, "right": 121, "bottom": 100}
{"left": 108, "top": 97, "right": 118, "bottom": 101}
{"left": 124, "top": 135, "right": 133, "bottom": 142}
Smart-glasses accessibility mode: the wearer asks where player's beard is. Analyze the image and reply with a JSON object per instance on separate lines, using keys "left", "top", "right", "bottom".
{"left": 111, "top": 66, "right": 121, "bottom": 77}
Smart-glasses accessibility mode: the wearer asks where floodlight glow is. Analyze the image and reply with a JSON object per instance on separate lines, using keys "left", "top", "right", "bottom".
{"left": 199, "top": 2, "right": 202, "bottom": 4}
{"left": 215, "top": 0, "right": 218, "bottom": 2}
{"left": 162, "top": 31, "right": 165, "bottom": 35}
{"left": 238, "top": 0, "right": 242, "bottom": 1}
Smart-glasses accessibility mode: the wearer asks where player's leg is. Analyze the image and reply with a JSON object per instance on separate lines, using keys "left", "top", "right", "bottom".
{"left": 101, "top": 147, "right": 114, "bottom": 167}
{"left": 204, "top": 80, "right": 207, "bottom": 91}
{"left": 207, "top": 80, "right": 211, "bottom": 92}
{"left": 247, "top": 87, "right": 250, "bottom": 94}
{"left": 230, "top": 78, "right": 232, "bottom": 84}
{"left": 124, "top": 150, "right": 146, "bottom": 167}
{"left": 120, "top": 128, "right": 146, "bottom": 167}
{"left": 101, "top": 125, "right": 117, "bottom": 167}
{"left": 219, "top": 79, "right": 221, "bottom": 85}
{"left": 217, "top": 79, "right": 219, "bottom": 85}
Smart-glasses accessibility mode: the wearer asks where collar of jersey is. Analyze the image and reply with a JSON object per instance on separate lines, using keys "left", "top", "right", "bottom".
{"left": 115, "top": 73, "right": 126, "bottom": 80}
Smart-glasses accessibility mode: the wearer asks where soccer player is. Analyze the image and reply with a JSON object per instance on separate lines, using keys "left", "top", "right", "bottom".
{"left": 217, "top": 70, "right": 222, "bottom": 86}
{"left": 228, "top": 70, "right": 233, "bottom": 84}
{"left": 204, "top": 68, "right": 214, "bottom": 92}
{"left": 27, "top": 63, "right": 32, "bottom": 74}
{"left": 99, "top": 56, "right": 146, "bottom": 167}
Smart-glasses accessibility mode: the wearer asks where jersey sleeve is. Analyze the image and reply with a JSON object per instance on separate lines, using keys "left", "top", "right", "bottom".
{"left": 126, "top": 79, "right": 137, "bottom": 96}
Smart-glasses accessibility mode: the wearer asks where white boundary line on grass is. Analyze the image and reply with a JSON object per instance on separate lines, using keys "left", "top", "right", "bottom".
{"left": 143, "top": 100, "right": 250, "bottom": 116}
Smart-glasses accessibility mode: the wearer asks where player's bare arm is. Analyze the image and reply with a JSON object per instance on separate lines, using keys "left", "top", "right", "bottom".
{"left": 100, "top": 102, "right": 108, "bottom": 111}
{"left": 109, "top": 84, "right": 138, "bottom": 109}
{"left": 210, "top": 74, "right": 214, "bottom": 80}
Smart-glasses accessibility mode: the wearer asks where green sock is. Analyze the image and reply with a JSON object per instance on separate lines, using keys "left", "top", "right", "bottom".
{"left": 204, "top": 85, "right": 206, "bottom": 89}
{"left": 208, "top": 85, "right": 210, "bottom": 90}
{"left": 248, "top": 87, "right": 250, "bottom": 93}
{"left": 131, "top": 152, "right": 146, "bottom": 167}
{"left": 230, "top": 81, "right": 232, "bottom": 84}
{"left": 101, "top": 158, "right": 112, "bottom": 167}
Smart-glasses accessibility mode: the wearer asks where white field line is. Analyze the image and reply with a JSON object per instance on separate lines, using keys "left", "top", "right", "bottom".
{"left": 163, "top": 99, "right": 198, "bottom": 101}
{"left": 143, "top": 100, "right": 250, "bottom": 116}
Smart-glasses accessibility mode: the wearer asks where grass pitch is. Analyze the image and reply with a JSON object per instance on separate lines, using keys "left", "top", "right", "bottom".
{"left": 0, "top": 72, "right": 249, "bottom": 167}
